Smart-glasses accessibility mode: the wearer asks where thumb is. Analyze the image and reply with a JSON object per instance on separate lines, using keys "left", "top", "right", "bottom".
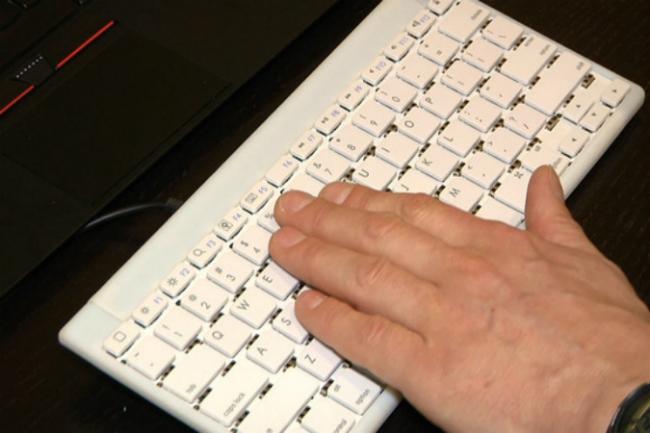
{"left": 525, "top": 166, "right": 596, "bottom": 252}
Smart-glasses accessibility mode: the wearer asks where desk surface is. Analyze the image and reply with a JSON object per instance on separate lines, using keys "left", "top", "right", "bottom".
{"left": 1, "top": 1, "right": 648, "bottom": 432}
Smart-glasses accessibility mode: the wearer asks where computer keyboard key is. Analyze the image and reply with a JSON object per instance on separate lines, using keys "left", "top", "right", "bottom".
{"left": 204, "top": 314, "right": 252, "bottom": 358}
{"left": 505, "top": 103, "right": 547, "bottom": 140}
{"left": 483, "top": 127, "right": 528, "bottom": 164}
{"left": 258, "top": 196, "right": 281, "bottom": 233}
{"left": 375, "top": 76, "right": 418, "bottom": 113}
{"left": 405, "top": 9, "right": 435, "bottom": 39}
{"left": 376, "top": 132, "right": 420, "bottom": 169}
{"left": 160, "top": 262, "right": 196, "bottom": 297}
{"left": 416, "top": 144, "right": 459, "bottom": 181}
{"left": 302, "top": 397, "right": 356, "bottom": 433}
{"left": 230, "top": 287, "right": 277, "bottom": 329}
{"left": 200, "top": 360, "right": 268, "bottom": 426}
{"left": 579, "top": 103, "right": 610, "bottom": 132}
{"left": 518, "top": 143, "right": 570, "bottom": 174}
{"left": 362, "top": 56, "right": 393, "bottom": 86}
{"left": 329, "top": 124, "right": 373, "bottom": 162}
{"left": 232, "top": 224, "right": 272, "bottom": 266}
{"left": 420, "top": 83, "right": 463, "bottom": 119}
{"left": 480, "top": 72, "right": 521, "bottom": 109}
{"left": 392, "top": 169, "right": 440, "bottom": 195}
{"left": 284, "top": 173, "right": 325, "bottom": 197}
{"left": 328, "top": 366, "right": 381, "bottom": 415}
{"left": 316, "top": 105, "right": 347, "bottom": 135}
{"left": 154, "top": 306, "right": 202, "bottom": 351}
{"left": 441, "top": 61, "right": 483, "bottom": 96}
{"left": 132, "top": 291, "right": 168, "bottom": 327}
{"left": 559, "top": 127, "right": 590, "bottom": 158}
{"left": 526, "top": 53, "right": 591, "bottom": 115}
{"left": 398, "top": 107, "right": 441, "bottom": 144}
{"left": 476, "top": 197, "right": 524, "bottom": 227}
{"left": 12, "top": 0, "right": 39, "bottom": 9}
{"left": 187, "top": 232, "right": 223, "bottom": 268}
{"left": 352, "top": 100, "right": 395, "bottom": 137}
{"left": 256, "top": 260, "right": 299, "bottom": 300}
{"left": 163, "top": 344, "right": 226, "bottom": 403}
{"left": 338, "top": 80, "right": 370, "bottom": 111}
{"left": 494, "top": 168, "right": 531, "bottom": 213}
{"left": 0, "top": 1, "right": 20, "bottom": 30}
{"left": 438, "top": 0, "right": 489, "bottom": 43}
{"left": 207, "top": 250, "right": 255, "bottom": 294}
{"left": 427, "top": 0, "right": 454, "bottom": 15}
{"left": 247, "top": 330, "right": 295, "bottom": 373}
{"left": 181, "top": 278, "right": 229, "bottom": 322}
{"left": 418, "top": 31, "right": 459, "bottom": 65}
{"left": 352, "top": 156, "right": 397, "bottom": 191}
{"left": 103, "top": 321, "right": 140, "bottom": 357}
{"left": 272, "top": 300, "right": 308, "bottom": 344}
{"left": 307, "top": 148, "right": 351, "bottom": 184}
{"left": 562, "top": 92, "right": 595, "bottom": 124}
{"left": 482, "top": 16, "right": 523, "bottom": 50}
{"left": 384, "top": 32, "right": 415, "bottom": 62}
{"left": 291, "top": 130, "right": 323, "bottom": 161}
{"left": 438, "top": 119, "right": 481, "bottom": 156}
{"left": 601, "top": 78, "right": 630, "bottom": 107}
{"left": 240, "top": 180, "right": 274, "bottom": 214}
{"left": 500, "top": 36, "right": 557, "bottom": 85}
{"left": 462, "top": 37, "right": 503, "bottom": 73}
{"left": 214, "top": 207, "right": 249, "bottom": 241}
{"left": 266, "top": 154, "right": 299, "bottom": 187}
{"left": 237, "top": 368, "right": 320, "bottom": 433}
{"left": 462, "top": 151, "right": 504, "bottom": 189}
{"left": 396, "top": 52, "right": 439, "bottom": 89}
{"left": 297, "top": 339, "right": 342, "bottom": 381}
{"left": 127, "top": 336, "right": 176, "bottom": 381}
{"left": 459, "top": 95, "right": 502, "bottom": 132}
{"left": 439, "top": 176, "right": 483, "bottom": 212}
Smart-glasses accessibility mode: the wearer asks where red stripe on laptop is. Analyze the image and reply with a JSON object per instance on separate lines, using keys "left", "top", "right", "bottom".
{"left": 0, "top": 85, "right": 35, "bottom": 117}
{"left": 56, "top": 20, "right": 116, "bottom": 70}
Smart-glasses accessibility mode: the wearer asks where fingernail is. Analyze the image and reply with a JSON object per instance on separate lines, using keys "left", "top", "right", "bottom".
{"left": 324, "top": 182, "right": 354, "bottom": 205}
{"left": 299, "top": 290, "right": 325, "bottom": 310}
{"left": 273, "top": 227, "right": 306, "bottom": 248}
{"left": 279, "top": 192, "right": 314, "bottom": 213}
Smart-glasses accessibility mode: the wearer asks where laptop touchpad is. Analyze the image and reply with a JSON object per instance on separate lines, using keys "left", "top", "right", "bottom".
{"left": 2, "top": 32, "right": 229, "bottom": 204}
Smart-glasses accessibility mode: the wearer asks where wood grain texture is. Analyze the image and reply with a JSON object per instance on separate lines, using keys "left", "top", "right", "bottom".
{"left": 0, "top": 1, "right": 647, "bottom": 432}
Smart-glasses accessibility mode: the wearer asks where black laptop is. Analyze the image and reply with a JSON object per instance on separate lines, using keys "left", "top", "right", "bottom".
{"left": 0, "top": 0, "right": 340, "bottom": 296}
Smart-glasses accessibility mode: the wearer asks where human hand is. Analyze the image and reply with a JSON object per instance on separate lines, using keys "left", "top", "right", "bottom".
{"left": 270, "top": 166, "right": 650, "bottom": 433}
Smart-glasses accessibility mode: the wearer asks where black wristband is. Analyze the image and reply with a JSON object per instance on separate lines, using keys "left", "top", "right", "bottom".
{"left": 608, "top": 383, "right": 650, "bottom": 433}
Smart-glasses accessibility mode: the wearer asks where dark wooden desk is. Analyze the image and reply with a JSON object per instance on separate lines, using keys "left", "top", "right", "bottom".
{"left": 1, "top": 1, "right": 648, "bottom": 432}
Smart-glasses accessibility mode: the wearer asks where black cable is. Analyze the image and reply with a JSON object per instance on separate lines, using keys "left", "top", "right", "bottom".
{"left": 80, "top": 198, "right": 184, "bottom": 233}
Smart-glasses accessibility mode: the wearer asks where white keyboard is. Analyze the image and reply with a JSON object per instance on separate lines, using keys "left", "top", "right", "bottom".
{"left": 59, "top": 1, "right": 645, "bottom": 432}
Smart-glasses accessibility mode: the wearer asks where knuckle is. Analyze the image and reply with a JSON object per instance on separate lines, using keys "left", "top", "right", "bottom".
{"left": 343, "top": 184, "right": 373, "bottom": 208}
{"left": 360, "top": 316, "right": 392, "bottom": 348}
{"left": 365, "top": 213, "right": 402, "bottom": 242}
{"left": 307, "top": 199, "right": 331, "bottom": 234}
{"left": 461, "top": 255, "right": 504, "bottom": 290}
{"left": 356, "top": 256, "right": 393, "bottom": 292}
{"left": 399, "top": 193, "right": 435, "bottom": 224}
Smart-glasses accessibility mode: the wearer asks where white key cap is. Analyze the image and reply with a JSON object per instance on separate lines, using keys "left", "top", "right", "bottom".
{"left": 483, "top": 127, "right": 527, "bottom": 164}
{"left": 438, "top": 1, "right": 489, "bottom": 43}
{"left": 103, "top": 321, "right": 140, "bottom": 357}
{"left": 559, "top": 126, "right": 590, "bottom": 157}
{"left": 442, "top": 61, "right": 483, "bottom": 95}
{"left": 462, "top": 152, "right": 504, "bottom": 189}
{"left": 297, "top": 339, "right": 342, "bottom": 381}
{"left": 127, "top": 336, "right": 175, "bottom": 381}
{"left": 438, "top": 119, "right": 481, "bottom": 156}
{"left": 392, "top": 169, "right": 440, "bottom": 195}
{"left": 329, "top": 124, "right": 373, "bottom": 162}
{"left": 302, "top": 397, "right": 356, "bottom": 433}
{"left": 204, "top": 315, "right": 253, "bottom": 358}
{"left": 384, "top": 32, "right": 415, "bottom": 61}
{"left": 237, "top": 369, "right": 319, "bottom": 433}
{"left": 526, "top": 53, "right": 591, "bottom": 115}
{"left": 476, "top": 197, "right": 524, "bottom": 226}
{"left": 420, "top": 83, "right": 463, "bottom": 119}
{"left": 247, "top": 330, "right": 295, "bottom": 373}
{"left": 285, "top": 425, "right": 310, "bottom": 433}
{"left": 427, "top": 0, "right": 454, "bottom": 15}
{"left": 132, "top": 291, "right": 168, "bottom": 327}
{"left": 163, "top": 345, "right": 226, "bottom": 403}
{"left": 258, "top": 196, "right": 280, "bottom": 233}
{"left": 307, "top": 149, "right": 350, "bottom": 184}
{"left": 494, "top": 168, "right": 531, "bottom": 213}
{"left": 459, "top": 96, "right": 502, "bottom": 132}
{"left": 338, "top": 80, "right": 370, "bottom": 111}
{"left": 291, "top": 130, "right": 323, "bottom": 161}
{"left": 266, "top": 154, "right": 299, "bottom": 187}
{"left": 500, "top": 36, "right": 556, "bottom": 85}
{"left": 406, "top": 9, "right": 436, "bottom": 38}
{"left": 214, "top": 207, "right": 249, "bottom": 241}
{"left": 240, "top": 180, "right": 274, "bottom": 214}
{"left": 482, "top": 16, "right": 523, "bottom": 50}
{"left": 256, "top": 260, "right": 299, "bottom": 300}
{"left": 439, "top": 176, "right": 483, "bottom": 211}
{"left": 328, "top": 366, "right": 381, "bottom": 415}
{"left": 181, "top": 278, "right": 229, "bottom": 322}
{"left": 579, "top": 103, "right": 610, "bottom": 132}
{"left": 398, "top": 107, "right": 441, "bottom": 144}
{"left": 601, "top": 78, "right": 630, "bottom": 107}
{"left": 505, "top": 103, "right": 547, "bottom": 139}
{"left": 316, "top": 105, "right": 346, "bottom": 135}
{"left": 200, "top": 360, "right": 268, "bottom": 427}
{"left": 375, "top": 76, "right": 418, "bottom": 112}
{"left": 361, "top": 56, "right": 392, "bottom": 86}
{"left": 562, "top": 92, "right": 595, "bottom": 124}
{"left": 187, "top": 232, "right": 223, "bottom": 269}
{"left": 232, "top": 224, "right": 272, "bottom": 266}
{"left": 230, "top": 287, "right": 277, "bottom": 329}
{"left": 396, "top": 53, "right": 439, "bottom": 89}
{"left": 207, "top": 249, "right": 256, "bottom": 293}
{"left": 416, "top": 144, "right": 459, "bottom": 181}
{"left": 160, "top": 261, "right": 196, "bottom": 297}
{"left": 352, "top": 100, "right": 395, "bottom": 137}
{"left": 418, "top": 31, "right": 459, "bottom": 65}
{"left": 462, "top": 37, "right": 502, "bottom": 72}
{"left": 285, "top": 173, "right": 325, "bottom": 196}
{"left": 272, "top": 300, "right": 308, "bottom": 344}
{"left": 154, "top": 306, "right": 202, "bottom": 350}
{"left": 519, "top": 142, "right": 570, "bottom": 174}
{"left": 352, "top": 156, "right": 397, "bottom": 191}
{"left": 480, "top": 72, "right": 521, "bottom": 108}
{"left": 375, "top": 132, "right": 420, "bottom": 169}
